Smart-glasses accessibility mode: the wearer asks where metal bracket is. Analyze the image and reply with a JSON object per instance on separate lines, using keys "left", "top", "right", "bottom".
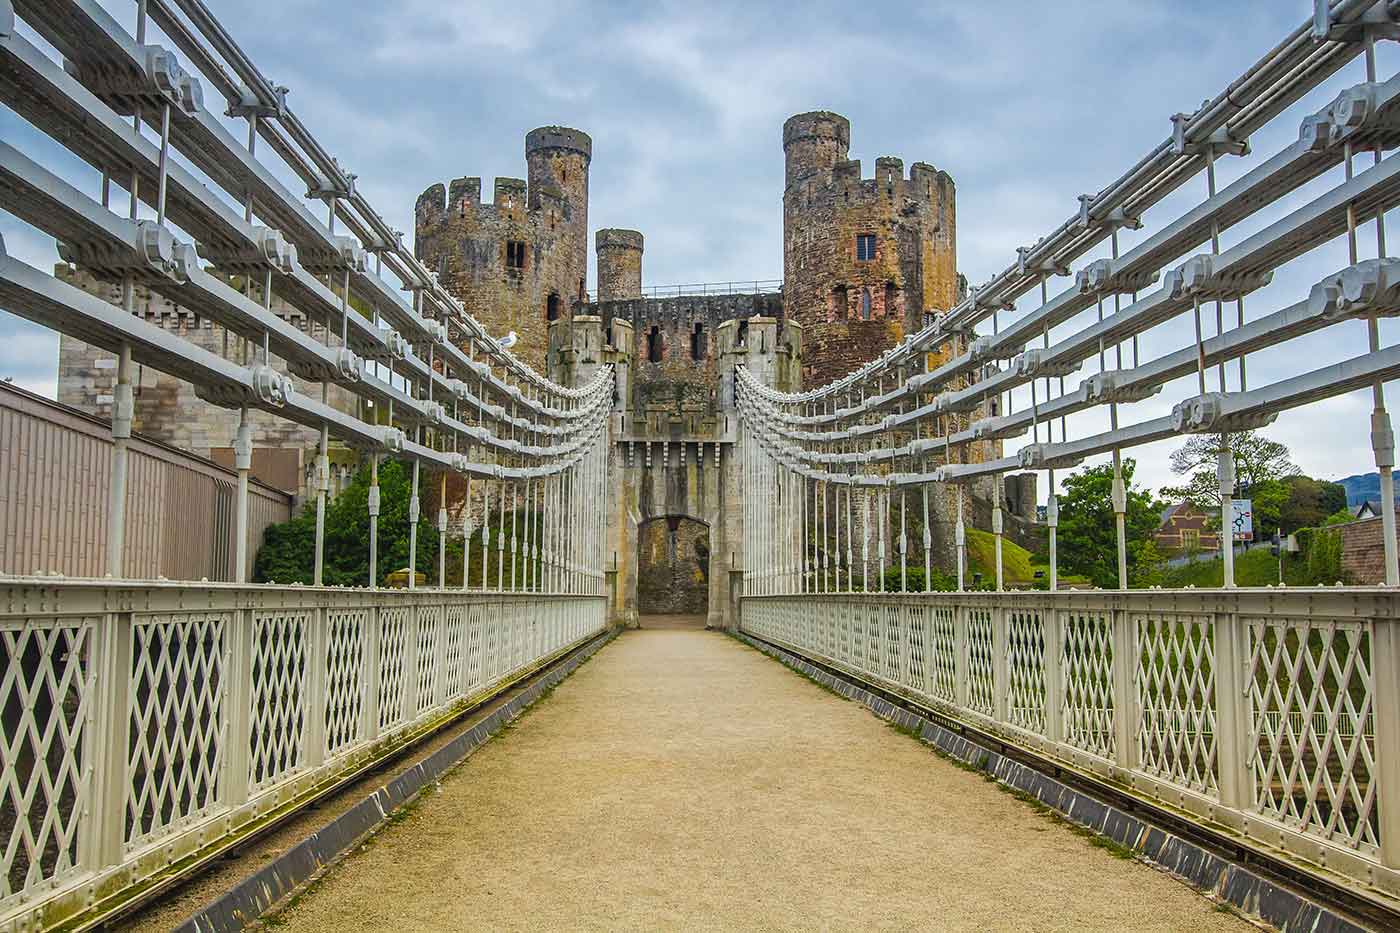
{"left": 1314, "top": 0, "right": 1400, "bottom": 42}
{"left": 1171, "top": 392, "right": 1278, "bottom": 433}
{"left": 1017, "top": 444, "right": 1084, "bottom": 471}
{"left": 226, "top": 82, "right": 288, "bottom": 120}
{"left": 1013, "top": 348, "right": 1081, "bottom": 379}
{"left": 1082, "top": 371, "right": 1162, "bottom": 405}
{"left": 1075, "top": 258, "right": 1160, "bottom": 296}
{"left": 380, "top": 426, "right": 406, "bottom": 453}
{"left": 1310, "top": 259, "right": 1400, "bottom": 319}
{"left": 1077, "top": 196, "right": 1143, "bottom": 232}
{"left": 1017, "top": 245, "right": 1070, "bottom": 278}
{"left": 1164, "top": 254, "right": 1272, "bottom": 301}
{"left": 111, "top": 382, "right": 134, "bottom": 439}
{"left": 1171, "top": 116, "right": 1249, "bottom": 158}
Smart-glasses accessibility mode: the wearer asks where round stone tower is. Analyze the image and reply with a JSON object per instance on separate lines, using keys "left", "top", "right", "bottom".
{"left": 526, "top": 126, "right": 592, "bottom": 301}
{"left": 783, "top": 111, "right": 851, "bottom": 185}
{"left": 596, "top": 229, "right": 644, "bottom": 302}
{"left": 413, "top": 126, "right": 592, "bottom": 372}
{"left": 782, "top": 111, "right": 957, "bottom": 387}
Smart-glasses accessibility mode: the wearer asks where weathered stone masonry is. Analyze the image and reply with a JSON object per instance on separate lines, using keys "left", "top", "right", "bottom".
{"left": 782, "top": 111, "right": 959, "bottom": 388}
{"left": 414, "top": 126, "right": 591, "bottom": 374}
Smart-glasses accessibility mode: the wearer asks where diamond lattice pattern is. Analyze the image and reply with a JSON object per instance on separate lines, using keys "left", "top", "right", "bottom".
{"left": 0, "top": 618, "right": 94, "bottom": 900}
{"left": 1060, "top": 610, "right": 1115, "bottom": 760}
{"left": 1136, "top": 612, "right": 1217, "bottom": 795}
{"left": 1247, "top": 616, "right": 1376, "bottom": 852}
{"left": 126, "top": 612, "right": 227, "bottom": 848}
{"left": 249, "top": 611, "right": 309, "bottom": 790}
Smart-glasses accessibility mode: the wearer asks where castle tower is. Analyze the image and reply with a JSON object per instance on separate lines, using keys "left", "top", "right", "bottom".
{"left": 596, "top": 229, "right": 643, "bottom": 302}
{"left": 414, "top": 126, "right": 592, "bottom": 372}
{"left": 526, "top": 126, "right": 591, "bottom": 302}
{"left": 782, "top": 111, "right": 957, "bottom": 387}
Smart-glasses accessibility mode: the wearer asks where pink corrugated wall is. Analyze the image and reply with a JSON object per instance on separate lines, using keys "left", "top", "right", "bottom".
{"left": 0, "top": 383, "right": 292, "bottom": 580}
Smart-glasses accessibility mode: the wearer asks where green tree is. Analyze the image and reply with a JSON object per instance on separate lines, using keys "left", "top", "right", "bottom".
{"left": 1161, "top": 431, "right": 1298, "bottom": 539}
{"left": 254, "top": 459, "right": 452, "bottom": 587}
{"left": 1055, "top": 458, "right": 1163, "bottom": 588}
{"left": 1278, "top": 475, "right": 1348, "bottom": 532}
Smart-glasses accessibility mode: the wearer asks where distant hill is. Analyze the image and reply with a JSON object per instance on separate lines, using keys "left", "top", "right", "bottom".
{"left": 1337, "top": 472, "right": 1381, "bottom": 507}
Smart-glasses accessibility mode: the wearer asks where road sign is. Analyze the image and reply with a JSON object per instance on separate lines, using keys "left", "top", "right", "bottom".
{"left": 1232, "top": 499, "right": 1253, "bottom": 542}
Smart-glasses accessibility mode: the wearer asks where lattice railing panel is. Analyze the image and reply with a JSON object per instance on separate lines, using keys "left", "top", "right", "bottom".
{"left": 904, "top": 603, "right": 926, "bottom": 693}
{"left": 1246, "top": 615, "right": 1377, "bottom": 854}
{"left": 416, "top": 606, "right": 442, "bottom": 715}
{"left": 442, "top": 603, "right": 468, "bottom": 700}
{"left": 966, "top": 607, "right": 996, "bottom": 719}
{"left": 126, "top": 611, "right": 228, "bottom": 849}
{"left": 465, "top": 602, "right": 486, "bottom": 693}
{"left": 1135, "top": 611, "right": 1217, "bottom": 796}
{"left": 249, "top": 610, "right": 310, "bottom": 791}
{"left": 324, "top": 608, "right": 368, "bottom": 758}
{"left": 377, "top": 607, "right": 410, "bottom": 732}
{"left": 1006, "top": 609, "right": 1047, "bottom": 736}
{"left": 928, "top": 607, "right": 957, "bottom": 705}
{"left": 0, "top": 617, "right": 95, "bottom": 901}
{"left": 1060, "top": 610, "right": 1114, "bottom": 761}
{"left": 882, "top": 603, "right": 903, "bottom": 685}
{"left": 483, "top": 604, "right": 502, "bottom": 684}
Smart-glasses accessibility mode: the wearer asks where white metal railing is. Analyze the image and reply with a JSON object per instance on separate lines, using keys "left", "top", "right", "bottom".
{"left": 741, "top": 589, "right": 1400, "bottom": 900}
{"left": 0, "top": 579, "right": 606, "bottom": 928}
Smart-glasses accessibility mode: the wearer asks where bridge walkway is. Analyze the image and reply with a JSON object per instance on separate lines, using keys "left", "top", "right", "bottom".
{"left": 262, "top": 620, "right": 1251, "bottom": 931}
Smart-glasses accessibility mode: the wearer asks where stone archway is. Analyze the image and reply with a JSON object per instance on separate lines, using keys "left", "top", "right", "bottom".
{"left": 636, "top": 515, "right": 711, "bottom": 616}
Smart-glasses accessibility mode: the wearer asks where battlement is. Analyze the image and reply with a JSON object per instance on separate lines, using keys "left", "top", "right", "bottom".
{"left": 783, "top": 111, "right": 850, "bottom": 151}
{"left": 493, "top": 177, "right": 527, "bottom": 208}
{"left": 525, "top": 125, "right": 592, "bottom": 161}
{"left": 597, "top": 228, "right": 644, "bottom": 252}
{"left": 415, "top": 174, "right": 569, "bottom": 225}
{"left": 826, "top": 158, "right": 953, "bottom": 206}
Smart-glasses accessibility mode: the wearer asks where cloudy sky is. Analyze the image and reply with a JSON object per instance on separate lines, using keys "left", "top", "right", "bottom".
{"left": 2, "top": 0, "right": 1397, "bottom": 497}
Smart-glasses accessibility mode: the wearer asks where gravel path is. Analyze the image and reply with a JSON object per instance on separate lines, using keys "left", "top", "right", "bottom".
{"left": 268, "top": 625, "right": 1252, "bottom": 932}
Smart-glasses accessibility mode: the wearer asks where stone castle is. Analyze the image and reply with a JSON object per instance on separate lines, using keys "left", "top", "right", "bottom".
{"left": 56, "top": 111, "right": 1033, "bottom": 616}
{"left": 781, "top": 111, "right": 959, "bottom": 386}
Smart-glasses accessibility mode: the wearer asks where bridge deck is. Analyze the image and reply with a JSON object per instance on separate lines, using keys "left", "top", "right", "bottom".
{"left": 264, "top": 624, "right": 1250, "bottom": 931}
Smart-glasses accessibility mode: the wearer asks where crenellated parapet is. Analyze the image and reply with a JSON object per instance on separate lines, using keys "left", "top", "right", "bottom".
{"left": 413, "top": 126, "right": 592, "bottom": 373}
{"left": 782, "top": 111, "right": 957, "bottom": 387}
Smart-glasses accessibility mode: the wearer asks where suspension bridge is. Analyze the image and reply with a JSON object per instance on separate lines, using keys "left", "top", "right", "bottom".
{"left": 5, "top": 0, "right": 1400, "bottom": 929}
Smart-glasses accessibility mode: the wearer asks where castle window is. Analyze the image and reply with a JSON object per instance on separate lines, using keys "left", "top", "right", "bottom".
{"left": 860, "top": 288, "right": 872, "bottom": 320}
{"left": 856, "top": 234, "right": 876, "bottom": 261}
{"left": 737, "top": 319, "right": 749, "bottom": 346}
{"left": 832, "top": 285, "right": 848, "bottom": 320}
{"left": 647, "top": 326, "right": 663, "bottom": 362}
{"left": 506, "top": 240, "right": 526, "bottom": 269}
{"left": 884, "top": 283, "right": 898, "bottom": 318}
{"left": 691, "top": 322, "right": 706, "bottom": 361}
{"left": 546, "top": 292, "right": 561, "bottom": 321}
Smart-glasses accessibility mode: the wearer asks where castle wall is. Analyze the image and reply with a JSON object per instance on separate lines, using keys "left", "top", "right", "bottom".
{"left": 782, "top": 111, "right": 957, "bottom": 387}
{"left": 414, "top": 127, "right": 591, "bottom": 374}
